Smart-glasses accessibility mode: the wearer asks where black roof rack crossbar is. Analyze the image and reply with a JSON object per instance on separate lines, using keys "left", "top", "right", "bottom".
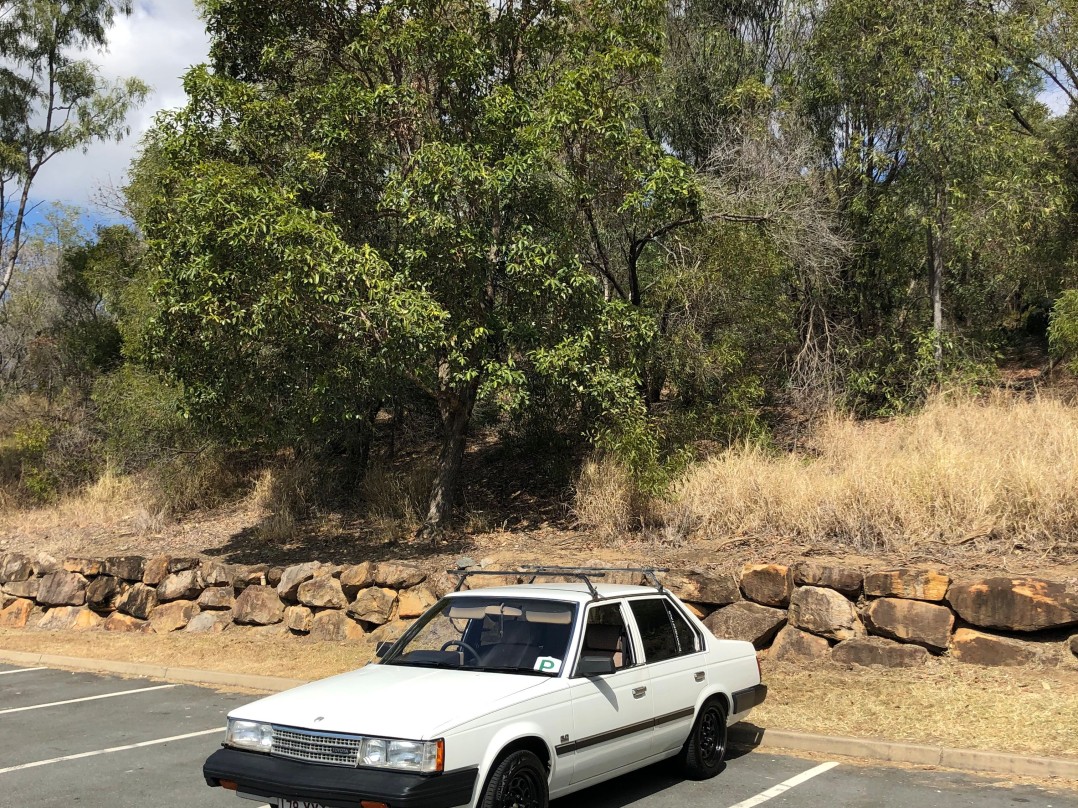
{"left": 446, "top": 565, "right": 669, "bottom": 600}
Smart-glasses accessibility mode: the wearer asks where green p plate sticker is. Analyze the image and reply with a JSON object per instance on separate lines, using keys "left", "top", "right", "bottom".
{"left": 534, "top": 656, "right": 562, "bottom": 674}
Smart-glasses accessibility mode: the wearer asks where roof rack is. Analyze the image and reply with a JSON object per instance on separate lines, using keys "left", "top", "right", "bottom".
{"left": 446, "top": 565, "right": 669, "bottom": 600}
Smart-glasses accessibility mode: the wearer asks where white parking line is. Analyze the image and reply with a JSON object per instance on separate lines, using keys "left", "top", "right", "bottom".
{"left": 0, "top": 728, "right": 222, "bottom": 774}
{"left": 0, "top": 667, "right": 46, "bottom": 676}
{"left": 0, "top": 684, "right": 176, "bottom": 715}
{"left": 724, "top": 761, "right": 840, "bottom": 808}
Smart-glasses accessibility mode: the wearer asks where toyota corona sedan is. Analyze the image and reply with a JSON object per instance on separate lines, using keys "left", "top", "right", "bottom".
{"left": 203, "top": 567, "right": 767, "bottom": 808}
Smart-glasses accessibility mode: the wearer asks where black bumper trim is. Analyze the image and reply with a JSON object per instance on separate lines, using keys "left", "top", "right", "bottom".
{"left": 204, "top": 748, "right": 477, "bottom": 808}
{"left": 732, "top": 683, "right": 768, "bottom": 714}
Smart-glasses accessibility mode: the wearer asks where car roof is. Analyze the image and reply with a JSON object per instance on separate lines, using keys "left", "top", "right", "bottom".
{"left": 443, "top": 582, "right": 667, "bottom": 604}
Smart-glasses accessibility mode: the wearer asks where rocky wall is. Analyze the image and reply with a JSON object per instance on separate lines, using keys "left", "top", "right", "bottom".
{"left": 0, "top": 552, "right": 1075, "bottom": 669}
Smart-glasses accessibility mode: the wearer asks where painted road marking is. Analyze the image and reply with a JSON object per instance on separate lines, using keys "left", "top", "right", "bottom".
{"left": 0, "top": 667, "right": 46, "bottom": 676}
{"left": 0, "top": 684, "right": 176, "bottom": 715}
{"left": 0, "top": 728, "right": 222, "bottom": 774}
{"left": 724, "top": 761, "right": 841, "bottom": 808}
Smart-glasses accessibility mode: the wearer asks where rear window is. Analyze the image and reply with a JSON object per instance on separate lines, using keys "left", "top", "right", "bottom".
{"left": 629, "top": 598, "right": 699, "bottom": 663}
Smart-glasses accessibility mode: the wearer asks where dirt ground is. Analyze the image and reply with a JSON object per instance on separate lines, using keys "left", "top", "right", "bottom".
{"left": 2, "top": 628, "right": 1075, "bottom": 761}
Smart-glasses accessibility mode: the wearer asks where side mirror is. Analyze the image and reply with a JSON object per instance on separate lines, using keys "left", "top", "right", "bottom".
{"left": 576, "top": 655, "right": 616, "bottom": 677}
{"left": 375, "top": 641, "right": 394, "bottom": 659}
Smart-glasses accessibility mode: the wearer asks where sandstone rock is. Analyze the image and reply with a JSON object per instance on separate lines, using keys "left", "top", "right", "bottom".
{"left": 105, "top": 556, "right": 146, "bottom": 581}
{"left": 369, "top": 618, "right": 412, "bottom": 645}
{"left": 1070, "top": 634, "right": 1078, "bottom": 659}
{"left": 267, "top": 567, "right": 284, "bottom": 587}
{"left": 297, "top": 577, "right": 348, "bottom": 609}
{"left": 4, "top": 578, "right": 39, "bottom": 600}
{"left": 832, "top": 636, "right": 929, "bottom": 668}
{"left": 73, "top": 608, "right": 104, "bottom": 631}
{"left": 665, "top": 569, "right": 741, "bottom": 607}
{"left": 947, "top": 577, "right": 1078, "bottom": 632}
{"left": 157, "top": 569, "right": 204, "bottom": 602}
{"left": 0, "top": 589, "right": 14, "bottom": 610}
{"left": 232, "top": 565, "right": 268, "bottom": 589}
{"left": 201, "top": 562, "right": 233, "bottom": 587}
{"left": 704, "top": 602, "right": 787, "bottom": 649}
{"left": 37, "top": 570, "right": 88, "bottom": 607}
{"left": 285, "top": 605, "right": 314, "bottom": 633}
{"left": 86, "top": 576, "right": 126, "bottom": 612}
{"left": 63, "top": 557, "right": 105, "bottom": 576}
{"left": 951, "top": 628, "right": 1037, "bottom": 667}
{"left": 104, "top": 612, "right": 151, "bottom": 633}
{"left": 184, "top": 611, "right": 232, "bottom": 634}
{"left": 397, "top": 586, "right": 438, "bottom": 619}
{"left": 862, "top": 598, "right": 954, "bottom": 652}
{"left": 768, "top": 626, "right": 831, "bottom": 662}
{"left": 116, "top": 583, "right": 159, "bottom": 620}
{"left": 792, "top": 562, "right": 863, "bottom": 599}
{"left": 233, "top": 585, "right": 285, "bottom": 625}
{"left": 740, "top": 564, "right": 794, "bottom": 607}
{"left": 246, "top": 623, "right": 290, "bottom": 638}
{"left": 0, "top": 553, "right": 34, "bottom": 584}
{"left": 0, "top": 598, "right": 33, "bottom": 628}
{"left": 427, "top": 572, "right": 457, "bottom": 599}
{"left": 143, "top": 556, "right": 171, "bottom": 585}
{"left": 683, "top": 603, "right": 712, "bottom": 620}
{"left": 864, "top": 569, "right": 950, "bottom": 602}
{"left": 168, "top": 557, "right": 200, "bottom": 573}
{"left": 339, "top": 562, "right": 374, "bottom": 596}
{"left": 788, "top": 586, "right": 863, "bottom": 641}
{"left": 38, "top": 606, "right": 83, "bottom": 630}
{"left": 197, "top": 587, "right": 235, "bottom": 611}
{"left": 348, "top": 587, "right": 397, "bottom": 626}
{"left": 33, "top": 552, "right": 62, "bottom": 575}
{"left": 277, "top": 562, "right": 321, "bottom": 600}
{"left": 150, "top": 600, "right": 199, "bottom": 633}
{"left": 310, "top": 610, "right": 366, "bottom": 641}
{"left": 373, "top": 562, "right": 426, "bottom": 590}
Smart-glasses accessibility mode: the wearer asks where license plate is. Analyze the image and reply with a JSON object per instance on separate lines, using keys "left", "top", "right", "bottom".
{"left": 277, "top": 800, "right": 327, "bottom": 808}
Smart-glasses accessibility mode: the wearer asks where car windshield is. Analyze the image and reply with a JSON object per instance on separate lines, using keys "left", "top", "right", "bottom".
{"left": 382, "top": 596, "right": 578, "bottom": 676}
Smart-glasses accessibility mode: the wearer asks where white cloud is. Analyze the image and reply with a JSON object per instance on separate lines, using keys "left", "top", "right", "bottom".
{"left": 29, "top": 0, "right": 210, "bottom": 218}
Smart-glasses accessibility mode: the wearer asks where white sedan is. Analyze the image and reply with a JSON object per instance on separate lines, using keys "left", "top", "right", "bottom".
{"left": 203, "top": 568, "right": 766, "bottom": 808}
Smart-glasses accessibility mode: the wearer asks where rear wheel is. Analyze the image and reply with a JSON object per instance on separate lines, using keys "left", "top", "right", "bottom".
{"left": 479, "top": 749, "right": 548, "bottom": 808}
{"left": 681, "top": 699, "right": 728, "bottom": 780}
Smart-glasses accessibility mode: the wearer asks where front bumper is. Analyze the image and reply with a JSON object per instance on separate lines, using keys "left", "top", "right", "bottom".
{"left": 204, "top": 747, "right": 478, "bottom": 808}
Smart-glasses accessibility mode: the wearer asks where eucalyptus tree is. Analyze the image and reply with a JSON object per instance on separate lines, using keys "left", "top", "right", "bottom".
{"left": 0, "top": 0, "right": 148, "bottom": 304}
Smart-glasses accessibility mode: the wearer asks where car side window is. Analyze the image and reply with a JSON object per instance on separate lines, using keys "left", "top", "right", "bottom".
{"left": 629, "top": 597, "right": 699, "bottom": 663}
{"left": 578, "top": 602, "right": 634, "bottom": 671}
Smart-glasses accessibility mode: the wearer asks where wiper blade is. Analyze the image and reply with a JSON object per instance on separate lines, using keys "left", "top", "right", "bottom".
{"left": 472, "top": 666, "right": 547, "bottom": 676}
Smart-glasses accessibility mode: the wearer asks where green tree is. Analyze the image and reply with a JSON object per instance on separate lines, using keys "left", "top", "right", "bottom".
{"left": 135, "top": 0, "right": 684, "bottom": 533}
{"left": 0, "top": 0, "right": 148, "bottom": 304}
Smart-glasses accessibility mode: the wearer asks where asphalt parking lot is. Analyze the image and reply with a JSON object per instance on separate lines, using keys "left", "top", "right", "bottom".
{"left": 0, "top": 661, "right": 1074, "bottom": 808}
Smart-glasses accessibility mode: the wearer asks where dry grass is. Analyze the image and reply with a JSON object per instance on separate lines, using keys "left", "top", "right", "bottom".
{"left": 666, "top": 394, "right": 1078, "bottom": 555}
{"left": 573, "top": 457, "right": 636, "bottom": 541}
{"left": 4, "top": 628, "right": 1076, "bottom": 760}
{"left": 0, "top": 466, "right": 147, "bottom": 534}
{"left": 360, "top": 458, "right": 434, "bottom": 531}
{"left": 758, "top": 659, "right": 1078, "bottom": 759}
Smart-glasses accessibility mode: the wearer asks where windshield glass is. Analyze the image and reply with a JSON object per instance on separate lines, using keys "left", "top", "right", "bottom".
{"left": 382, "top": 597, "right": 578, "bottom": 676}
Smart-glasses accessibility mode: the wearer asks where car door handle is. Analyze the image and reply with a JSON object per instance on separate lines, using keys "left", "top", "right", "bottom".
{"left": 632, "top": 686, "right": 647, "bottom": 698}
{"left": 694, "top": 671, "right": 705, "bottom": 682}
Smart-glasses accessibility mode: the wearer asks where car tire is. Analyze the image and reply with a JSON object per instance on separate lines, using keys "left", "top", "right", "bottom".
{"left": 479, "top": 749, "right": 549, "bottom": 808}
{"left": 681, "top": 698, "right": 728, "bottom": 780}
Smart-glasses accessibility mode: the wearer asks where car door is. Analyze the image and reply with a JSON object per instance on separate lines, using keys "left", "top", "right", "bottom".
{"left": 565, "top": 601, "right": 654, "bottom": 785}
{"left": 626, "top": 596, "right": 708, "bottom": 754}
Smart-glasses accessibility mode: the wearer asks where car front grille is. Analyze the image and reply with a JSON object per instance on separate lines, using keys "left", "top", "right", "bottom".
{"left": 271, "top": 726, "right": 362, "bottom": 767}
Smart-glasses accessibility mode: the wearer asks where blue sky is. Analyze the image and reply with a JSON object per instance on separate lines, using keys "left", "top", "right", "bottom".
{"left": 28, "top": 1, "right": 210, "bottom": 224}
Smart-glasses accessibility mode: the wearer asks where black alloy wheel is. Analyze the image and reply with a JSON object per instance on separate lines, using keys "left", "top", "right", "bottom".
{"left": 480, "top": 749, "right": 549, "bottom": 808}
{"left": 681, "top": 699, "right": 728, "bottom": 779}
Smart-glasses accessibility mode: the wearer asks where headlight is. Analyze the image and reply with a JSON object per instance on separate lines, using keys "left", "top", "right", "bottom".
{"left": 360, "top": 737, "right": 443, "bottom": 773}
{"left": 225, "top": 719, "right": 273, "bottom": 753}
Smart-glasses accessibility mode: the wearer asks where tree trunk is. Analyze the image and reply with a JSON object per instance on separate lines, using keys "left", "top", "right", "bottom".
{"left": 420, "top": 386, "right": 477, "bottom": 537}
{"left": 928, "top": 183, "right": 946, "bottom": 365}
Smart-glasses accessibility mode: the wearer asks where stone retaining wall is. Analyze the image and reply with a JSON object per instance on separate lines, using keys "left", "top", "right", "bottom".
{"left": 0, "top": 552, "right": 1075, "bottom": 668}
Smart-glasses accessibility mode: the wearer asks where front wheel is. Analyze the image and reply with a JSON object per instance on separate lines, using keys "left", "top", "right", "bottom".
{"left": 681, "top": 699, "right": 728, "bottom": 780}
{"left": 479, "top": 749, "right": 548, "bottom": 808}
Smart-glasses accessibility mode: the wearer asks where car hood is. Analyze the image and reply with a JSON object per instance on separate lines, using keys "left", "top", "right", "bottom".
{"left": 229, "top": 664, "right": 556, "bottom": 739}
